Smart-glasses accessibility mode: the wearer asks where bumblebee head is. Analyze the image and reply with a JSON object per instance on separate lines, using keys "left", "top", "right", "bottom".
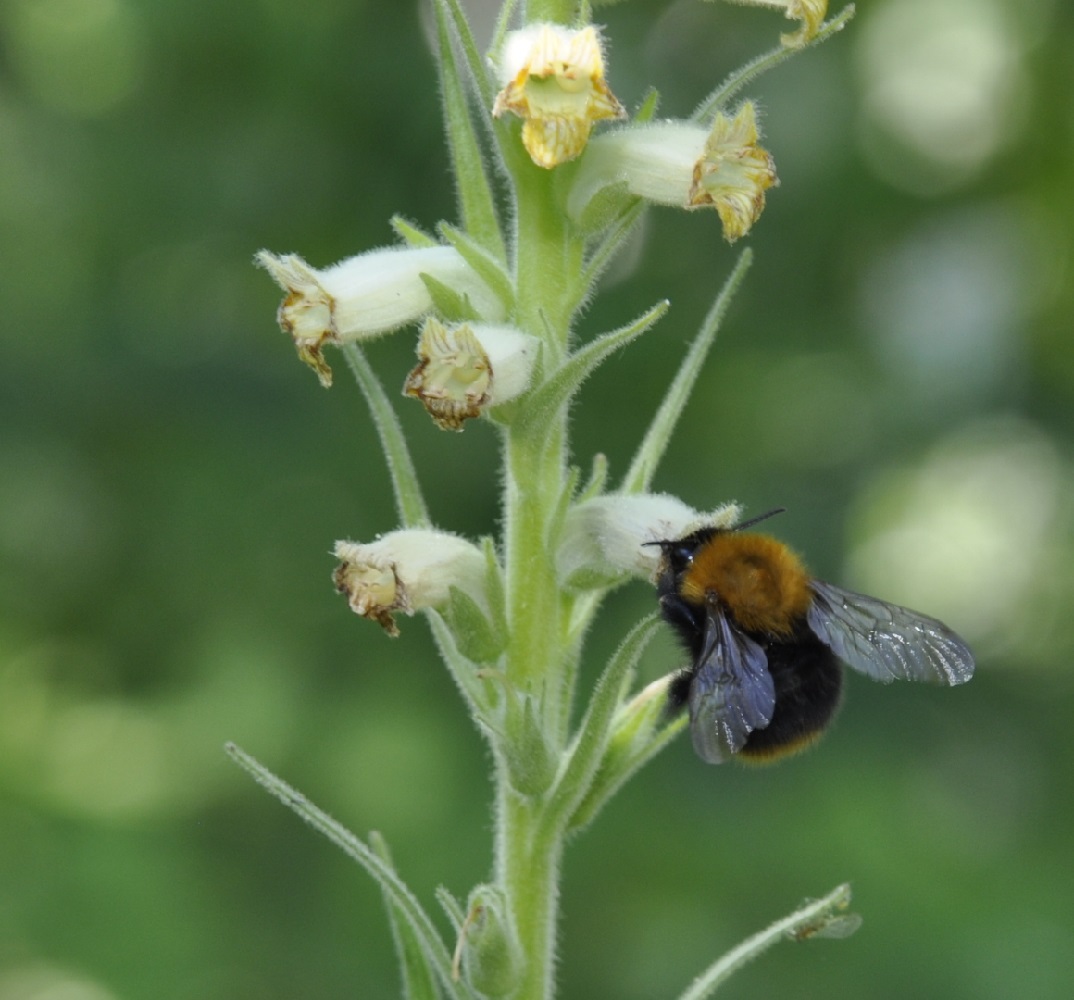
{"left": 643, "top": 507, "right": 787, "bottom": 565}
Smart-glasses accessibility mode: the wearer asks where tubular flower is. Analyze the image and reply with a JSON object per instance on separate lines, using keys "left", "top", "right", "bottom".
{"left": 403, "top": 319, "right": 539, "bottom": 431}
{"left": 333, "top": 530, "right": 487, "bottom": 637}
{"left": 568, "top": 103, "right": 777, "bottom": 242}
{"left": 256, "top": 246, "right": 503, "bottom": 387}
{"left": 493, "top": 23, "right": 626, "bottom": 168}
{"left": 556, "top": 494, "right": 742, "bottom": 589}
{"left": 688, "top": 102, "right": 778, "bottom": 241}
{"left": 723, "top": 0, "right": 829, "bottom": 48}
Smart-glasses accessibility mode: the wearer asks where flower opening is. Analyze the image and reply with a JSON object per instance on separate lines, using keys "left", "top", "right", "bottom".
{"left": 493, "top": 24, "right": 626, "bottom": 168}
{"left": 333, "top": 531, "right": 487, "bottom": 636}
{"left": 403, "top": 319, "right": 538, "bottom": 430}
{"left": 688, "top": 102, "right": 778, "bottom": 242}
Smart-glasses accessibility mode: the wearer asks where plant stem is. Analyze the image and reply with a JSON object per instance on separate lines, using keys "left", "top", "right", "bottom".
{"left": 496, "top": 150, "right": 583, "bottom": 1000}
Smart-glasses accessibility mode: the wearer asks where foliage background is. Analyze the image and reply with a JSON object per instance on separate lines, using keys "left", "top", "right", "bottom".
{"left": 2, "top": 0, "right": 1072, "bottom": 996}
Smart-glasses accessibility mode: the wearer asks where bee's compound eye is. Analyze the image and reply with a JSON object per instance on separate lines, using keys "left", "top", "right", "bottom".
{"left": 667, "top": 541, "right": 698, "bottom": 571}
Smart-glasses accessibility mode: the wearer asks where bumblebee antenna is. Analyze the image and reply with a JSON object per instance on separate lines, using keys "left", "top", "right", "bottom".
{"left": 641, "top": 507, "right": 787, "bottom": 550}
{"left": 732, "top": 507, "right": 786, "bottom": 532}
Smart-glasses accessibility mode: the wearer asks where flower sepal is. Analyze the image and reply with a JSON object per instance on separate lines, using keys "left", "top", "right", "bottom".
{"left": 439, "top": 584, "right": 507, "bottom": 664}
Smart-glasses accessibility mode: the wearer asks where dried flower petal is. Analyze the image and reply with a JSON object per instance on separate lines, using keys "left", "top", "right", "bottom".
{"left": 256, "top": 246, "right": 503, "bottom": 386}
{"left": 493, "top": 24, "right": 626, "bottom": 168}
{"left": 724, "top": 0, "right": 829, "bottom": 48}
{"left": 688, "top": 102, "right": 778, "bottom": 242}
{"left": 403, "top": 319, "right": 538, "bottom": 430}
{"left": 333, "top": 531, "right": 487, "bottom": 636}
{"left": 568, "top": 105, "right": 778, "bottom": 242}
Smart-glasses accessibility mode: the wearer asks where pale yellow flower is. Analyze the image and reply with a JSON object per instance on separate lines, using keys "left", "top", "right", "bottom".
{"left": 724, "top": 0, "right": 829, "bottom": 48}
{"left": 403, "top": 319, "right": 538, "bottom": 431}
{"left": 688, "top": 102, "right": 778, "bottom": 242}
{"left": 333, "top": 531, "right": 487, "bottom": 636}
{"left": 568, "top": 103, "right": 778, "bottom": 242}
{"left": 256, "top": 246, "right": 503, "bottom": 387}
{"left": 493, "top": 23, "right": 626, "bottom": 168}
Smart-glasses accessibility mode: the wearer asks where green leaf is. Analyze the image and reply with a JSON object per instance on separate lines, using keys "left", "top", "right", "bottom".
{"left": 438, "top": 223, "right": 515, "bottom": 314}
{"left": 434, "top": 3, "right": 505, "bottom": 258}
{"left": 502, "top": 695, "right": 555, "bottom": 797}
{"left": 420, "top": 273, "right": 484, "bottom": 323}
{"left": 546, "top": 464, "right": 581, "bottom": 556}
{"left": 674, "top": 883, "right": 859, "bottom": 1000}
{"left": 574, "top": 199, "right": 645, "bottom": 304}
{"left": 435, "top": 886, "right": 467, "bottom": 932}
{"left": 438, "top": 0, "right": 496, "bottom": 109}
{"left": 578, "top": 452, "right": 608, "bottom": 503}
{"left": 568, "top": 686, "right": 687, "bottom": 833}
{"left": 392, "top": 216, "right": 439, "bottom": 248}
{"left": 572, "top": 179, "right": 637, "bottom": 236}
{"left": 515, "top": 300, "right": 670, "bottom": 444}
{"left": 426, "top": 610, "right": 494, "bottom": 726}
{"left": 341, "top": 344, "right": 430, "bottom": 529}
{"left": 480, "top": 535, "right": 508, "bottom": 645}
{"left": 546, "top": 615, "right": 662, "bottom": 829}
{"left": 442, "top": 584, "right": 506, "bottom": 664}
{"left": 371, "top": 831, "right": 442, "bottom": 1000}
{"left": 621, "top": 248, "right": 752, "bottom": 495}
{"left": 225, "top": 744, "right": 471, "bottom": 1000}
{"left": 635, "top": 87, "right": 661, "bottom": 123}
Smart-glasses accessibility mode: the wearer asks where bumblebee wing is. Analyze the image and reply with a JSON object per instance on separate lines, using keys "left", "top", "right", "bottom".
{"left": 806, "top": 580, "right": 975, "bottom": 686}
{"left": 688, "top": 607, "right": 776, "bottom": 764}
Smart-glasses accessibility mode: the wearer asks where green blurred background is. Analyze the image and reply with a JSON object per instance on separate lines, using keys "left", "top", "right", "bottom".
{"left": 2, "top": 0, "right": 1072, "bottom": 996}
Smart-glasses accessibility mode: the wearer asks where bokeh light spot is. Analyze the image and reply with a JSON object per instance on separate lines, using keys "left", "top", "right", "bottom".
{"left": 846, "top": 418, "right": 1067, "bottom": 656}
{"left": 856, "top": 0, "right": 1030, "bottom": 192}
{"left": 3, "top": 0, "right": 145, "bottom": 117}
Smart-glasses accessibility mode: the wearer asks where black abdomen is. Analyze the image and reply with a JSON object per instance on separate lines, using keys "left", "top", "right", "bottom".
{"left": 739, "top": 633, "right": 843, "bottom": 760}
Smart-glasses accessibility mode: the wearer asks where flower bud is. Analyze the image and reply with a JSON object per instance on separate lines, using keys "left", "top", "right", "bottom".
{"left": 557, "top": 494, "right": 742, "bottom": 589}
{"left": 333, "top": 530, "right": 487, "bottom": 636}
{"left": 568, "top": 103, "right": 777, "bottom": 242}
{"left": 403, "top": 319, "right": 539, "bottom": 430}
{"left": 493, "top": 23, "right": 626, "bottom": 168}
{"left": 256, "top": 246, "right": 503, "bottom": 387}
{"left": 455, "top": 885, "right": 523, "bottom": 998}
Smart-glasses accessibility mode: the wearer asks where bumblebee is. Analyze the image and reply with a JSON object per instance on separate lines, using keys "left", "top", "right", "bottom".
{"left": 650, "top": 510, "right": 975, "bottom": 764}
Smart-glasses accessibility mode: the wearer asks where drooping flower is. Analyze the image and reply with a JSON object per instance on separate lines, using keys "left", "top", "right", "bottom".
{"left": 722, "top": 0, "right": 829, "bottom": 48}
{"left": 687, "top": 102, "right": 779, "bottom": 241}
{"left": 256, "top": 246, "right": 503, "bottom": 387}
{"left": 568, "top": 102, "right": 778, "bottom": 242}
{"left": 332, "top": 530, "right": 487, "bottom": 636}
{"left": 493, "top": 23, "right": 626, "bottom": 168}
{"left": 403, "top": 319, "right": 539, "bottom": 431}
